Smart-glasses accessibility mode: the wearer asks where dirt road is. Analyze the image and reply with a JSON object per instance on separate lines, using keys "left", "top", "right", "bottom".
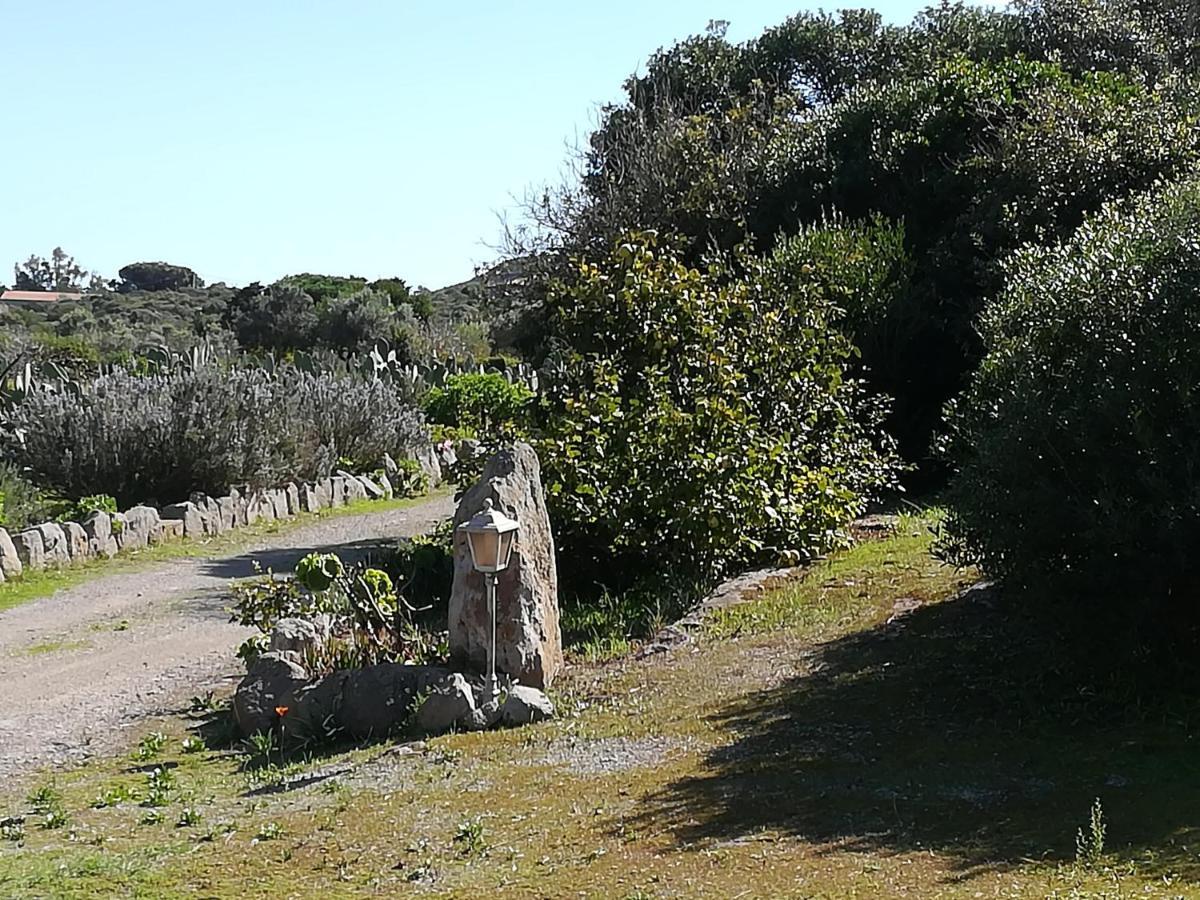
{"left": 0, "top": 495, "right": 454, "bottom": 780}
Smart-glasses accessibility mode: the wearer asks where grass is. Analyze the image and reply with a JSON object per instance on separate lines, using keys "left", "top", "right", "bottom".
{"left": 22, "top": 639, "right": 91, "bottom": 657}
{"left": 0, "top": 490, "right": 448, "bottom": 613}
{"left": 0, "top": 512, "right": 1197, "bottom": 897}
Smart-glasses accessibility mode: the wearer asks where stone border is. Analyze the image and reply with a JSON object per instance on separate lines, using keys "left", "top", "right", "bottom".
{"left": 0, "top": 469, "right": 400, "bottom": 586}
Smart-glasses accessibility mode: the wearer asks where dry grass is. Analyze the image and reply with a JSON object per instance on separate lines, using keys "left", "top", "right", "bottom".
{"left": 1, "top": 514, "right": 1197, "bottom": 898}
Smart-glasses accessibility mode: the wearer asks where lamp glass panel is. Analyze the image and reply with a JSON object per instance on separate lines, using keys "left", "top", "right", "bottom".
{"left": 497, "top": 530, "right": 516, "bottom": 570}
{"left": 469, "top": 529, "right": 501, "bottom": 572}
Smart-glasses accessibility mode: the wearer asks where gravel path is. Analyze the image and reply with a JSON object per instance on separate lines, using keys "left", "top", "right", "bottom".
{"left": 0, "top": 495, "right": 454, "bottom": 780}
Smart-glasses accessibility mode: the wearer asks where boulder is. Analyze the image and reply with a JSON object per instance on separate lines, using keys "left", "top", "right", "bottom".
{"left": 337, "top": 471, "right": 368, "bottom": 504}
{"left": 216, "top": 495, "right": 240, "bottom": 531}
{"left": 449, "top": 443, "right": 563, "bottom": 689}
{"left": 329, "top": 477, "right": 346, "bottom": 508}
{"left": 161, "top": 501, "right": 204, "bottom": 538}
{"left": 35, "top": 523, "right": 71, "bottom": 568}
{"left": 62, "top": 521, "right": 90, "bottom": 563}
{"left": 378, "top": 472, "right": 395, "bottom": 499}
{"left": 110, "top": 513, "right": 128, "bottom": 551}
{"left": 284, "top": 483, "right": 301, "bottom": 517}
{"left": 161, "top": 519, "right": 184, "bottom": 541}
{"left": 189, "top": 493, "right": 224, "bottom": 535}
{"left": 339, "top": 664, "right": 451, "bottom": 739}
{"left": 298, "top": 482, "right": 321, "bottom": 513}
{"left": 315, "top": 479, "right": 335, "bottom": 510}
{"left": 415, "top": 444, "right": 442, "bottom": 488}
{"left": 358, "top": 474, "right": 386, "bottom": 501}
{"left": 0, "top": 528, "right": 23, "bottom": 580}
{"left": 245, "top": 490, "right": 272, "bottom": 525}
{"left": 121, "top": 506, "right": 162, "bottom": 548}
{"left": 414, "top": 673, "right": 477, "bottom": 734}
{"left": 12, "top": 529, "right": 45, "bottom": 571}
{"left": 81, "top": 511, "right": 116, "bottom": 559}
{"left": 269, "top": 489, "right": 290, "bottom": 520}
{"left": 227, "top": 487, "right": 251, "bottom": 527}
{"left": 233, "top": 652, "right": 309, "bottom": 737}
{"left": 269, "top": 618, "right": 321, "bottom": 657}
{"left": 501, "top": 685, "right": 555, "bottom": 726}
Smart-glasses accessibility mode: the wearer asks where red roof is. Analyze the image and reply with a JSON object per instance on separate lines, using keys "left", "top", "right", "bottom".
{"left": 0, "top": 290, "right": 83, "bottom": 303}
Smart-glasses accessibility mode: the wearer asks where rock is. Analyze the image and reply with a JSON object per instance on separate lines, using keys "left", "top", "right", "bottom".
{"left": 0, "top": 528, "right": 23, "bottom": 580}
{"left": 216, "top": 495, "right": 240, "bottom": 531}
{"left": 110, "top": 513, "right": 128, "bottom": 551}
{"left": 437, "top": 440, "right": 459, "bottom": 469}
{"left": 297, "top": 482, "right": 321, "bottom": 513}
{"left": 189, "top": 493, "right": 224, "bottom": 535}
{"left": 329, "top": 477, "right": 346, "bottom": 508}
{"left": 161, "top": 519, "right": 184, "bottom": 541}
{"left": 161, "top": 501, "right": 204, "bottom": 538}
{"left": 269, "top": 489, "right": 290, "bottom": 520}
{"left": 62, "top": 521, "right": 90, "bottom": 563}
{"left": 383, "top": 453, "right": 399, "bottom": 475}
{"left": 414, "top": 444, "right": 442, "bottom": 488}
{"left": 378, "top": 472, "right": 395, "bottom": 499}
{"left": 358, "top": 474, "right": 385, "bottom": 500}
{"left": 414, "top": 673, "right": 477, "bottom": 734}
{"left": 81, "top": 511, "right": 116, "bottom": 559}
{"left": 338, "top": 664, "right": 451, "bottom": 739}
{"left": 35, "top": 523, "right": 71, "bottom": 567}
{"left": 121, "top": 506, "right": 162, "bottom": 549}
{"left": 501, "top": 685, "right": 555, "bottom": 726}
{"left": 284, "top": 483, "right": 301, "bottom": 516}
{"left": 12, "top": 529, "right": 45, "bottom": 571}
{"left": 233, "top": 652, "right": 309, "bottom": 737}
{"left": 269, "top": 618, "right": 321, "bottom": 657}
{"left": 449, "top": 443, "right": 564, "bottom": 689}
{"left": 315, "top": 479, "right": 335, "bottom": 510}
{"left": 245, "top": 490, "right": 273, "bottom": 525}
{"left": 337, "top": 471, "right": 367, "bottom": 504}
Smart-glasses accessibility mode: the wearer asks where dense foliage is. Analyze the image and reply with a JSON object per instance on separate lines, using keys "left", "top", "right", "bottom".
{"left": 424, "top": 372, "right": 533, "bottom": 434}
{"left": 1, "top": 365, "right": 426, "bottom": 507}
{"left": 942, "top": 175, "right": 1200, "bottom": 604}
{"left": 536, "top": 233, "right": 897, "bottom": 590}
{"left": 510, "top": 0, "right": 1200, "bottom": 467}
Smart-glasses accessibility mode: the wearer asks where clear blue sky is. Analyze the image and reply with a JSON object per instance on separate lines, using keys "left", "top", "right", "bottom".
{"left": 1, "top": 1, "right": 948, "bottom": 290}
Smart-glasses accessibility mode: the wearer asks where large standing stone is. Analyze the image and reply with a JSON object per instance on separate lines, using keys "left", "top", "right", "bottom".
{"left": 35, "top": 523, "right": 71, "bottom": 567}
{"left": 216, "top": 495, "right": 240, "bottom": 531}
{"left": 62, "top": 521, "right": 90, "bottom": 563}
{"left": 298, "top": 482, "right": 321, "bottom": 513}
{"left": 269, "top": 489, "right": 290, "bottom": 520}
{"left": 358, "top": 474, "right": 386, "bottom": 501}
{"left": 81, "top": 511, "right": 116, "bottom": 559}
{"left": 0, "top": 527, "right": 23, "bottom": 580}
{"left": 12, "top": 529, "right": 45, "bottom": 571}
{"left": 161, "top": 501, "right": 204, "bottom": 538}
{"left": 284, "top": 483, "right": 301, "bottom": 517}
{"left": 329, "top": 477, "right": 346, "bottom": 508}
{"left": 121, "top": 506, "right": 162, "bottom": 548}
{"left": 337, "top": 471, "right": 368, "bottom": 504}
{"left": 449, "top": 442, "right": 563, "bottom": 689}
{"left": 414, "top": 444, "right": 442, "bottom": 488}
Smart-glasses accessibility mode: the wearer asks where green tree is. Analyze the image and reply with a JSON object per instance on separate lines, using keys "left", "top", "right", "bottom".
{"left": 117, "top": 262, "right": 203, "bottom": 292}
{"left": 224, "top": 282, "right": 318, "bottom": 352}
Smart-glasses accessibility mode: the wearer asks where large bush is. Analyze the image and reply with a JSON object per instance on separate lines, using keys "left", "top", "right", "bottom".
{"left": 424, "top": 372, "right": 533, "bottom": 434}
{"left": 3, "top": 365, "right": 426, "bottom": 506}
{"left": 942, "top": 174, "right": 1200, "bottom": 602}
{"left": 536, "top": 232, "right": 897, "bottom": 592}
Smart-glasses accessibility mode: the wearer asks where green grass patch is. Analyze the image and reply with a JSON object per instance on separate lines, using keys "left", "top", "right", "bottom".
{"left": 0, "top": 490, "right": 449, "bottom": 613}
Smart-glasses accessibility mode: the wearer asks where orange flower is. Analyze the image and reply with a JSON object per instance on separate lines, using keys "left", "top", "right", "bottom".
{"left": 275, "top": 705, "right": 290, "bottom": 717}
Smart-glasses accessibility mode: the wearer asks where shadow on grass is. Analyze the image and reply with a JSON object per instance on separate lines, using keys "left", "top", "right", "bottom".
{"left": 631, "top": 584, "right": 1200, "bottom": 882}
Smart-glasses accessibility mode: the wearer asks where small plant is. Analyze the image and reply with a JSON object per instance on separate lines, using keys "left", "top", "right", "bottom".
{"left": 139, "top": 808, "right": 163, "bottom": 826}
{"left": 188, "top": 690, "right": 218, "bottom": 712}
{"left": 245, "top": 729, "right": 278, "bottom": 765}
{"left": 27, "top": 783, "right": 62, "bottom": 813}
{"left": 176, "top": 806, "right": 203, "bottom": 828}
{"left": 69, "top": 493, "right": 117, "bottom": 521}
{"left": 41, "top": 807, "right": 70, "bottom": 830}
{"left": 453, "top": 817, "right": 486, "bottom": 856}
{"left": 91, "top": 784, "right": 137, "bottom": 809}
{"left": 254, "top": 821, "right": 283, "bottom": 842}
{"left": 1, "top": 819, "right": 25, "bottom": 843}
{"left": 181, "top": 736, "right": 206, "bottom": 754}
{"left": 131, "top": 731, "right": 169, "bottom": 762}
{"left": 1075, "top": 797, "right": 1107, "bottom": 869}
{"left": 142, "top": 767, "right": 177, "bottom": 807}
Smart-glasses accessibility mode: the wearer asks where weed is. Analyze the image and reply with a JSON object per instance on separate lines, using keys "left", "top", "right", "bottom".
{"left": 41, "top": 807, "right": 70, "bottom": 830}
{"left": 1076, "top": 797, "right": 1107, "bottom": 869}
{"left": 188, "top": 691, "right": 218, "bottom": 713}
{"left": 181, "top": 737, "right": 206, "bottom": 754}
{"left": 254, "top": 821, "right": 283, "bottom": 842}
{"left": 176, "top": 807, "right": 203, "bottom": 828}
{"left": 139, "top": 809, "right": 163, "bottom": 826}
{"left": 27, "top": 783, "right": 62, "bottom": 813}
{"left": 142, "top": 767, "right": 176, "bottom": 807}
{"left": 453, "top": 817, "right": 486, "bottom": 855}
{"left": 244, "top": 729, "right": 277, "bottom": 766}
{"left": 131, "top": 731, "right": 169, "bottom": 762}
{"left": 91, "top": 784, "right": 137, "bottom": 809}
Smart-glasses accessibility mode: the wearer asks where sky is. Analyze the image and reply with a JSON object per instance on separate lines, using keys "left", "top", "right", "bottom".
{"left": 1, "top": 1, "right": 950, "bottom": 291}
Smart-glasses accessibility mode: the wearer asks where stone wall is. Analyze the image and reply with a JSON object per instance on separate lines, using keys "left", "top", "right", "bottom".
{"left": 0, "top": 471, "right": 401, "bottom": 586}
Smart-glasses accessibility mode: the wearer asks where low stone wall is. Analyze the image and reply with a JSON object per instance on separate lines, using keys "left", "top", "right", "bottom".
{"left": 0, "top": 470, "right": 398, "bottom": 586}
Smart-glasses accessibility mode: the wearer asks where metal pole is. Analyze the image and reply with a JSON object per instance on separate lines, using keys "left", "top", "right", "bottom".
{"left": 486, "top": 572, "right": 498, "bottom": 699}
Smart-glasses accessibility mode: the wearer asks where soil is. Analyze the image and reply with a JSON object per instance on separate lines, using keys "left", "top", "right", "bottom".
{"left": 0, "top": 495, "right": 454, "bottom": 780}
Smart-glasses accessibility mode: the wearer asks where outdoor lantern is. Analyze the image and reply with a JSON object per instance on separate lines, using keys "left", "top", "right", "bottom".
{"left": 457, "top": 498, "right": 520, "bottom": 697}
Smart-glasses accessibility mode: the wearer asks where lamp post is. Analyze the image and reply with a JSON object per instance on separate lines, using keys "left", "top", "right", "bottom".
{"left": 457, "top": 498, "right": 520, "bottom": 698}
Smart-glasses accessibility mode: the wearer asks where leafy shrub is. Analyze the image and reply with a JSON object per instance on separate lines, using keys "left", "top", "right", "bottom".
{"left": 536, "top": 232, "right": 897, "bottom": 591}
{"left": 424, "top": 372, "right": 533, "bottom": 433}
{"left": 67, "top": 494, "right": 117, "bottom": 521}
{"left": 2, "top": 365, "right": 426, "bottom": 507}
{"left": 0, "top": 463, "right": 56, "bottom": 531}
{"left": 942, "top": 174, "right": 1200, "bottom": 606}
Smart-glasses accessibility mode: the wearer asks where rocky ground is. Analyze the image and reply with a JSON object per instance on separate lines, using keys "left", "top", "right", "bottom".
{"left": 0, "top": 495, "right": 454, "bottom": 781}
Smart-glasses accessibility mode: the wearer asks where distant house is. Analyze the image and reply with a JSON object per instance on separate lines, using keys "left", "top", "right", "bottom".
{"left": 0, "top": 289, "right": 83, "bottom": 305}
